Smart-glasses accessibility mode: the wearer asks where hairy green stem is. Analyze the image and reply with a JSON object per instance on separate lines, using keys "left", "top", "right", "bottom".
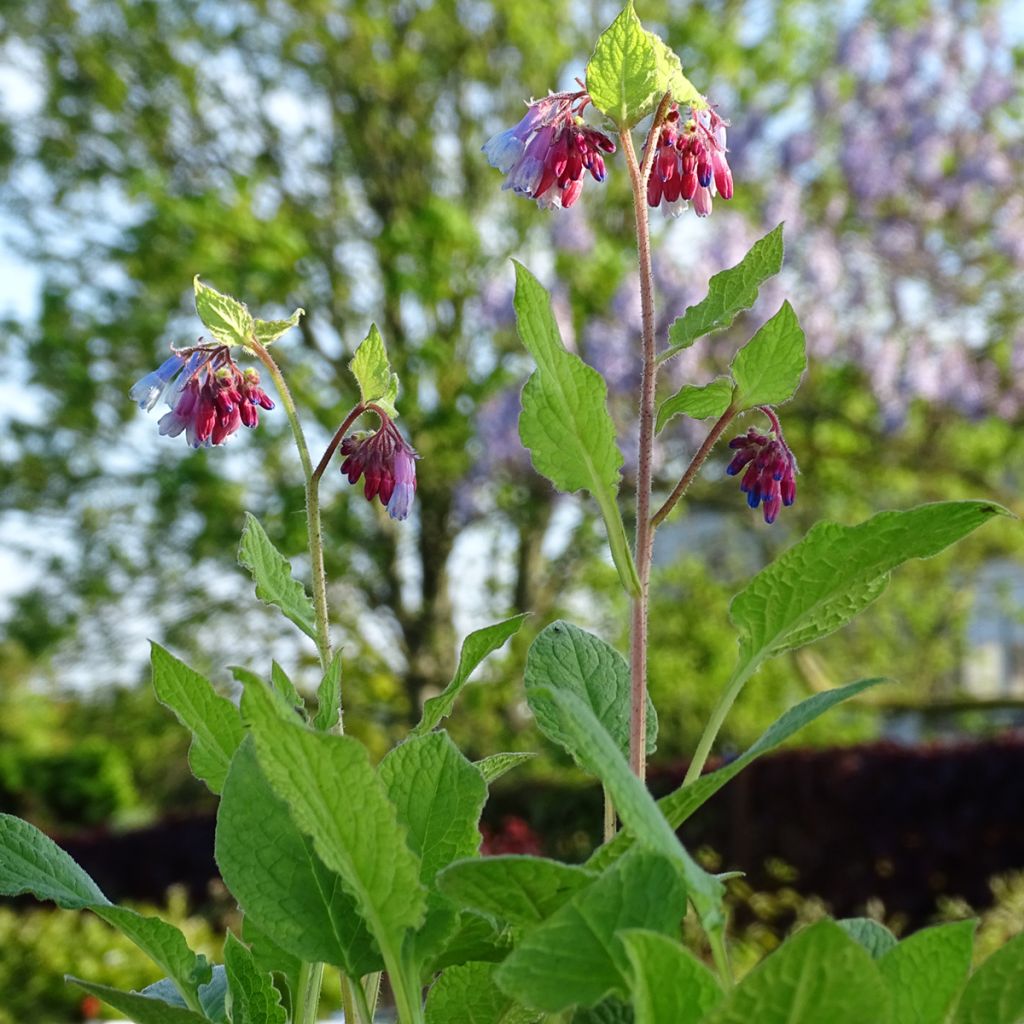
{"left": 621, "top": 94, "right": 672, "bottom": 781}
{"left": 293, "top": 962, "right": 326, "bottom": 1024}
{"left": 603, "top": 787, "right": 616, "bottom": 844}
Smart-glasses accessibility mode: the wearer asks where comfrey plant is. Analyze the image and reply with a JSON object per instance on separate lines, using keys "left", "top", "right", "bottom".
{"left": 1, "top": 5, "right": 1021, "bottom": 1023}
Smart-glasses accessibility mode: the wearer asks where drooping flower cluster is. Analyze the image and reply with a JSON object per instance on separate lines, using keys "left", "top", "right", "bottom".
{"left": 483, "top": 90, "right": 615, "bottom": 209}
{"left": 129, "top": 345, "right": 274, "bottom": 448}
{"left": 646, "top": 104, "right": 733, "bottom": 217}
{"left": 339, "top": 414, "right": 418, "bottom": 521}
{"left": 725, "top": 411, "right": 797, "bottom": 525}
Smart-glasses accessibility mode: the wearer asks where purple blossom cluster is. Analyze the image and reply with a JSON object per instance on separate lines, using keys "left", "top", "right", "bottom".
{"left": 130, "top": 347, "right": 274, "bottom": 447}
{"left": 339, "top": 417, "right": 419, "bottom": 521}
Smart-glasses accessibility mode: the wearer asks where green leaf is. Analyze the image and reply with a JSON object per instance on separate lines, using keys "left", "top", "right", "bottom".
{"left": 241, "top": 917, "right": 301, "bottom": 1010}
{"left": 426, "top": 961, "right": 542, "bottom": 1024}
{"left": 587, "top": 677, "right": 887, "bottom": 873}
{"left": 524, "top": 687, "right": 725, "bottom": 940}
{"left": 731, "top": 502, "right": 1010, "bottom": 667}
{"left": 438, "top": 856, "right": 597, "bottom": 928}
{"left": 349, "top": 323, "right": 399, "bottom": 418}
{"left": 573, "top": 1000, "right": 634, "bottom": 1024}
{"left": 585, "top": 2, "right": 697, "bottom": 127}
{"left": 252, "top": 307, "right": 304, "bottom": 346}
{"left": 93, "top": 907, "right": 212, "bottom": 1007}
{"left": 0, "top": 813, "right": 109, "bottom": 908}
{"left": 379, "top": 732, "right": 488, "bottom": 962}
{"left": 142, "top": 967, "right": 228, "bottom": 1023}
{"left": 879, "top": 921, "right": 975, "bottom": 1024}
{"left": 656, "top": 378, "right": 734, "bottom": 433}
{"left": 312, "top": 650, "right": 342, "bottom": 731}
{"left": 662, "top": 224, "right": 785, "bottom": 361}
{"left": 425, "top": 911, "right": 513, "bottom": 974}
{"left": 238, "top": 512, "right": 318, "bottom": 642}
{"left": 149, "top": 644, "right": 244, "bottom": 795}
{"left": 952, "top": 930, "right": 1024, "bottom": 1024}
{"left": 513, "top": 261, "right": 639, "bottom": 597}
{"left": 494, "top": 849, "right": 688, "bottom": 1012}
{"left": 215, "top": 738, "right": 380, "bottom": 977}
{"left": 415, "top": 615, "right": 528, "bottom": 736}
{"left": 193, "top": 276, "right": 255, "bottom": 348}
{"left": 223, "top": 933, "right": 287, "bottom": 1024}
{"left": 241, "top": 680, "right": 426, "bottom": 984}
{"left": 837, "top": 918, "right": 899, "bottom": 960}
{"left": 475, "top": 751, "right": 536, "bottom": 784}
{"left": 270, "top": 661, "right": 305, "bottom": 716}
{"left": 703, "top": 920, "right": 892, "bottom": 1024}
{"left": 524, "top": 621, "right": 656, "bottom": 768}
{"left": 230, "top": 666, "right": 302, "bottom": 723}
{"left": 67, "top": 979, "right": 210, "bottom": 1024}
{"left": 619, "top": 929, "right": 723, "bottom": 1024}
{"left": 730, "top": 301, "right": 806, "bottom": 409}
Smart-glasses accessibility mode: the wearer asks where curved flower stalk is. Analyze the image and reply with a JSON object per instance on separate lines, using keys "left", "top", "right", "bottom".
{"left": 483, "top": 88, "right": 616, "bottom": 209}
{"left": 130, "top": 344, "right": 274, "bottom": 447}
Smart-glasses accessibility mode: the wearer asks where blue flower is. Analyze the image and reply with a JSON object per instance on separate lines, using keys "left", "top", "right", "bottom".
{"left": 129, "top": 354, "right": 186, "bottom": 411}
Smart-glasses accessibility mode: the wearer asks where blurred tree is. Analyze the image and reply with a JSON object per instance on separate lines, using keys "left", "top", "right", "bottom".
{"left": 0, "top": 0, "right": 1021, "bottom": 780}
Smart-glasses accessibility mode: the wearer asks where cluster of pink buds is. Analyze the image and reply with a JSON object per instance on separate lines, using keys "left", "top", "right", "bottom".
{"left": 339, "top": 413, "right": 419, "bottom": 521}
{"left": 129, "top": 345, "right": 273, "bottom": 448}
{"left": 483, "top": 90, "right": 615, "bottom": 209}
{"left": 646, "top": 104, "right": 733, "bottom": 217}
{"left": 725, "top": 409, "right": 797, "bottom": 525}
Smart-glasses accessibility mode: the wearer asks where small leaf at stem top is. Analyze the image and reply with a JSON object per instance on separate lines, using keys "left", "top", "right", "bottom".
{"left": 193, "top": 277, "right": 255, "bottom": 348}
{"left": 349, "top": 323, "right": 399, "bottom": 418}
{"left": 656, "top": 377, "right": 734, "bottom": 432}
{"left": 730, "top": 300, "right": 806, "bottom": 409}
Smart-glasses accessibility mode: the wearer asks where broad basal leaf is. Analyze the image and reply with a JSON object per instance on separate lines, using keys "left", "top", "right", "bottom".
{"left": 524, "top": 621, "right": 656, "bottom": 767}
{"left": 438, "top": 856, "right": 596, "bottom": 928}
{"left": 241, "top": 681, "right": 425, "bottom": 982}
{"left": 879, "top": 920, "right": 975, "bottom": 1024}
{"left": 0, "top": 813, "right": 109, "bottom": 908}
{"left": 730, "top": 301, "right": 806, "bottom": 410}
{"left": 952, "top": 930, "right": 1024, "bottom": 1024}
{"left": 215, "top": 739, "right": 380, "bottom": 977}
{"left": 426, "top": 961, "right": 542, "bottom": 1024}
{"left": 415, "top": 615, "right": 528, "bottom": 736}
{"left": 494, "top": 849, "right": 688, "bottom": 1012}
{"left": 238, "top": 513, "right": 317, "bottom": 642}
{"left": 514, "top": 261, "right": 638, "bottom": 596}
{"left": 703, "top": 920, "right": 892, "bottom": 1024}
{"left": 662, "top": 224, "right": 784, "bottom": 360}
{"left": 620, "top": 929, "right": 723, "bottom": 1024}
{"left": 150, "top": 644, "right": 244, "bottom": 794}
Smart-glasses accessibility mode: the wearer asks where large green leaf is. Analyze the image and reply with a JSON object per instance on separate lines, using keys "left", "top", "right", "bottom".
{"left": 494, "top": 849, "right": 688, "bottom": 1012}
{"left": 223, "top": 933, "right": 287, "bottom": 1024}
{"left": 193, "top": 276, "right": 254, "bottom": 348}
{"left": 438, "top": 856, "right": 597, "bottom": 928}
{"left": 952, "top": 931, "right": 1024, "bottom": 1024}
{"left": 524, "top": 621, "right": 656, "bottom": 768}
{"left": 238, "top": 513, "right": 317, "bottom": 642}
{"left": 93, "top": 907, "right": 212, "bottom": 1007}
{"left": 414, "top": 615, "right": 528, "bottom": 736}
{"left": 426, "top": 962, "right": 542, "bottom": 1024}
{"left": 703, "top": 920, "right": 892, "bottom": 1024}
{"left": 349, "top": 323, "right": 399, "bottom": 418}
{"left": 0, "top": 813, "right": 109, "bottom": 908}
{"left": 215, "top": 738, "right": 380, "bottom": 977}
{"left": 879, "top": 921, "right": 975, "bottom": 1024}
{"left": 731, "top": 502, "right": 1009, "bottom": 666}
{"left": 662, "top": 225, "right": 784, "bottom": 361}
{"left": 619, "top": 930, "right": 723, "bottom": 1024}
{"left": 379, "top": 732, "right": 488, "bottom": 962}
{"left": 837, "top": 918, "right": 898, "bottom": 960}
{"left": 241, "top": 680, "right": 426, "bottom": 986}
{"left": 587, "top": 677, "right": 887, "bottom": 873}
{"left": 656, "top": 378, "right": 735, "bottom": 434}
{"left": 150, "top": 644, "right": 243, "bottom": 794}
{"left": 730, "top": 301, "right": 806, "bottom": 410}
{"left": 585, "top": 2, "right": 698, "bottom": 127}
{"left": 67, "top": 979, "right": 210, "bottom": 1024}
{"left": 513, "top": 261, "right": 639, "bottom": 596}
{"left": 528, "top": 688, "right": 725, "bottom": 939}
